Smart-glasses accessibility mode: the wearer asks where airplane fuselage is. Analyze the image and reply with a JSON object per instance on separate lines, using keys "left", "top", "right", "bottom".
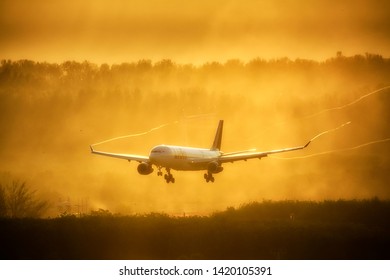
{"left": 149, "top": 145, "right": 221, "bottom": 171}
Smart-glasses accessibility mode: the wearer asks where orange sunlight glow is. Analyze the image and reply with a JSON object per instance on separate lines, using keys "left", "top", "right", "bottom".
{"left": 0, "top": 0, "right": 390, "bottom": 216}
{"left": 1, "top": 0, "right": 390, "bottom": 63}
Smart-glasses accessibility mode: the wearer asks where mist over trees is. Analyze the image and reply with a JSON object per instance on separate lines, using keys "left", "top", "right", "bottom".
{"left": 1, "top": 53, "right": 389, "bottom": 110}
{"left": 1, "top": 53, "right": 389, "bottom": 94}
{"left": 0, "top": 53, "right": 390, "bottom": 215}
{"left": 1, "top": 53, "right": 389, "bottom": 151}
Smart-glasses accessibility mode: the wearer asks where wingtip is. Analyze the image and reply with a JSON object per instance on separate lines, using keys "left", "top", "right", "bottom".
{"left": 304, "top": 141, "right": 311, "bottom": 148}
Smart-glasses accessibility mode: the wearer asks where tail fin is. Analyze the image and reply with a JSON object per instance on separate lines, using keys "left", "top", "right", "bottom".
{"left": 211, "top": 120, "right": 223, "bottom": 151}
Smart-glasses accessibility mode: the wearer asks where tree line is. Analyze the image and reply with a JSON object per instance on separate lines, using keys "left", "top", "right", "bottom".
{"left": 1, "top": 54, "right": 389, "bottom": 94}
{"left": 1, "top": 53, "right": 389, "bottom": 86}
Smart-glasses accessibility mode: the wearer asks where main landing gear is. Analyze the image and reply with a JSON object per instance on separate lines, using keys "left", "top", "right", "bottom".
{"left": 156, "top": 167, "right": 216, "bottom": 183}
{"left": 157, "top": 167, "right": 175, "bottom": 183}
{"left": 204, "top": 172, "right": 215, "bottom": 183}
{"left": 164, "top": 173, "right": 175, "bottom": 183}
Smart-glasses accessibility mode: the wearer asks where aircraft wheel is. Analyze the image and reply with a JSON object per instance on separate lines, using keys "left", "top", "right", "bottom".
{"left": 204, "top": 173, "right": 215, "bottom": 183}
{"left": 164, "top": 173, "right": 175, "bottom": 183}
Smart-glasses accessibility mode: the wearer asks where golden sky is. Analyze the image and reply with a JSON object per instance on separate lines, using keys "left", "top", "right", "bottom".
{"left": 1, "top": 0, "right": 390, "bottom": 63}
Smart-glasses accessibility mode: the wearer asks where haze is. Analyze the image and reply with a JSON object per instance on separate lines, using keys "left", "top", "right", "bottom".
{"left": 1, "top": 0, "right": 390, "bottom": 63}
{"left": 0, "top": 0, "right": 389, "bottom": 217}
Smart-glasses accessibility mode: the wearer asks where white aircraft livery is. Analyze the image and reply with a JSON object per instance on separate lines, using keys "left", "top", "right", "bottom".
{"left": 90, "top": 120, "right": 311, "bottom": 183}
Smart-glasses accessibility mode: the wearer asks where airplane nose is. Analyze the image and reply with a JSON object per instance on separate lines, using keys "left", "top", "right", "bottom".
{"left": 149, "top": 145, "right": 170, "bottom": 164}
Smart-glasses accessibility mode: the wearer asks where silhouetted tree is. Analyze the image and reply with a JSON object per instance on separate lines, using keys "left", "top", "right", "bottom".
{"left": 0, "top": 180, "right": 48, "bottom": 218}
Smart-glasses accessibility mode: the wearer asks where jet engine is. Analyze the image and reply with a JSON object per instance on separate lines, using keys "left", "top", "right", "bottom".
{"left": 207, "top": 161, "right": 223, "bottom": 174}
{"left": 137, "top": 162, "right": 154, "bottom": 175}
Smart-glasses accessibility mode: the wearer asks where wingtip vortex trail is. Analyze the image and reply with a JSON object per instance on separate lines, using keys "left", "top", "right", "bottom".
{"left": 310, "top": 120, "right": 352, "bottom": 142}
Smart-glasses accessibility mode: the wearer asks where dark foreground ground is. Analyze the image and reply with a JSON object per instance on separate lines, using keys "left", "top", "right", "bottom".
{"left": 1, "top": 199, "right": 390, "bottom": 260}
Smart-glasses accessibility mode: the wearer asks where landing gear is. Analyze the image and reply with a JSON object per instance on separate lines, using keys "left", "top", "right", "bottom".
{"left": 156, "top": 166, "right": 175, "bottom": 183}
{"left": 164, "top": 168, "right": 175, "bottom": 183}
{"left": 204, "top": 172, "right": 215, "bottom": 183}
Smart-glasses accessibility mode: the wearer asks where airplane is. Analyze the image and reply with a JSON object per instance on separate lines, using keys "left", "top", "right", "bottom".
{"left": 90, "top": 120, "right": 311, "bottom": 183}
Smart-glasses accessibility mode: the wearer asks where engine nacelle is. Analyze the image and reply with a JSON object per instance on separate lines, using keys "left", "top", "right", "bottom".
{"left": 207, "top": 161, "right": 223, "bottom": 174}
{"left": 137, "top": 162, "right": 154, "bottom": 175}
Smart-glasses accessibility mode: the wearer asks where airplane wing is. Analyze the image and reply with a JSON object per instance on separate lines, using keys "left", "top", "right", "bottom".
{"left": 90, "top": 146, "right": 149, "bottom": 163}
{"left": 219, "top": 140, "right": 311, "bottom": 163}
